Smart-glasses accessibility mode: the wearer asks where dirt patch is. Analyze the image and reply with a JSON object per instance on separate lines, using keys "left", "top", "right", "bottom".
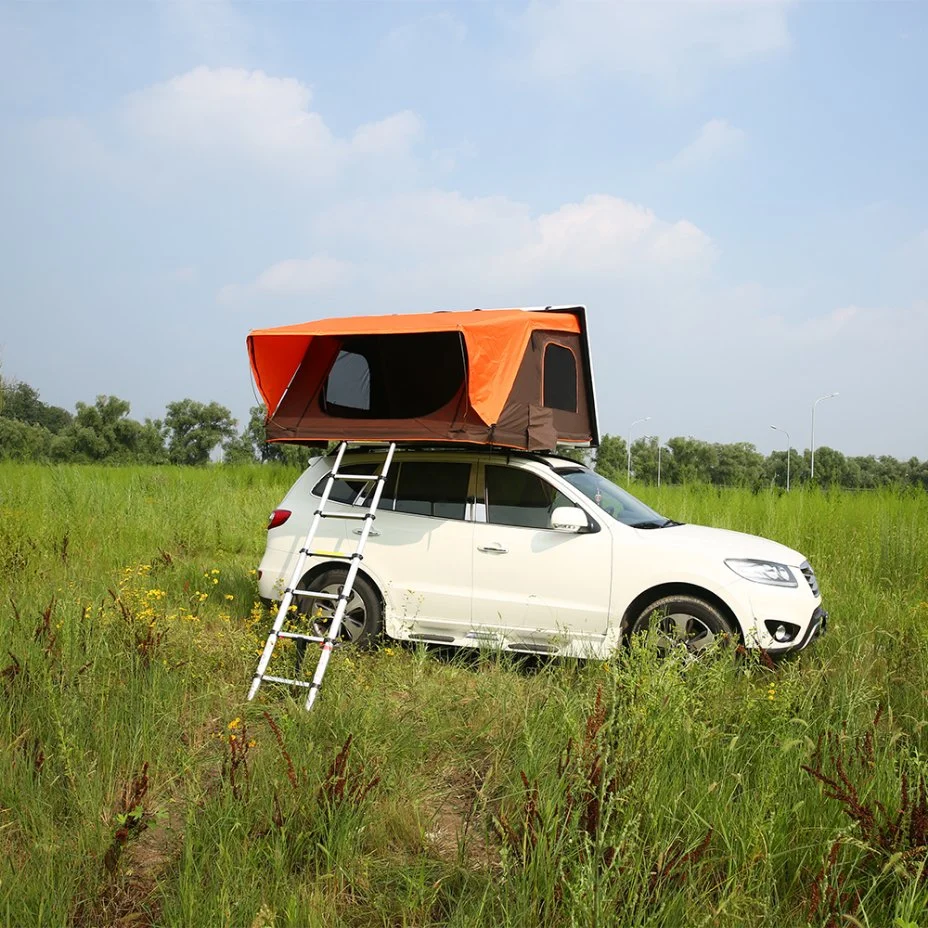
{"left": 422, "top": 763, "right": 496, "bottom": 869}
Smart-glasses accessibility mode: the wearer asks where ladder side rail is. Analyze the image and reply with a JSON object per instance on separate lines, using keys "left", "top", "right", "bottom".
{"left": 248, "top": 442, "right": 349, "bottom": 700}
{"left": 305, "top": 442, "right": 396, "bottom": 709}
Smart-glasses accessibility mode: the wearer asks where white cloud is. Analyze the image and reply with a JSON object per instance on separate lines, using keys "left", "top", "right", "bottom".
{"left": 219, "top": 254, "right": 350, "bottom": 305}
{"left": 256, "top": 256, "right": 350, "bottom": 296}
{"left": 351, "top": 110, "right": 423, "bottom": 157}
{"left": 515, "top": 0, "right": 793, "bottom": 89}
{"left": 307, "top": 190, "right": 716, "bottom": 309}
{"left": 125, "top": 67, "right": 335, "bottom": 166}
{"left": 663, "top": 118, "right": 746, "bottom": 172}
{"left": 122, "top": 67, "right": 422, "bottom": 178}
{"left": 381, "top": 12, "right": 467, "bottom": 53}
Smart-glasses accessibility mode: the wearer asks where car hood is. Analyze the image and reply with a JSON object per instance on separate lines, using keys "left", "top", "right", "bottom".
{"left": 634, "top": 522, "right": 806, "bottom": 566}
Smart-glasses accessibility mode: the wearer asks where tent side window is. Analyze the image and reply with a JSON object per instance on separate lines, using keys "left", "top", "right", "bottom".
{"left": 543, "top": 343, "right": 578, "bottom": 412}
{"left": 324, "top": 350, "right": 371, "bottom": 412}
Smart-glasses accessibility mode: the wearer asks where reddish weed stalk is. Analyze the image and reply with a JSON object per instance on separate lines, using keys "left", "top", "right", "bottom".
{"left": 317, "top": 734, "right": 380, "bottom": 807}
{"left": 103, "top": 762, "right": 151, "bottom": 874}
{"left": 223, "top": 724, "right": 252, "bottom": 800}
{"left": 802, "top": 705, "right": 928, "bottom": 922}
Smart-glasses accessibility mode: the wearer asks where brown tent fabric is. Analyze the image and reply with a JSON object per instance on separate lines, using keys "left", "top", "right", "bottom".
{"left": 246, "top": 306, "right": 599, "bottom": 451}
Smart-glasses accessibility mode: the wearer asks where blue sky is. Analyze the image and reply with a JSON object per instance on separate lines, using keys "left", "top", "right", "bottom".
{"left": 1, "top": 1, "right": 926, "bottom": 458}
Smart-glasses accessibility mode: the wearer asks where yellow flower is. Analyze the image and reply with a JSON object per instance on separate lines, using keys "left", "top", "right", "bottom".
{"left": 225, "top": 594, "right": 234, "bottom": 601}
{"left": 228, "top": 718, "right": 241, "bottom": 730}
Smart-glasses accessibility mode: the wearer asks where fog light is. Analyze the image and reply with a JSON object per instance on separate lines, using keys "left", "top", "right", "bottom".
{"left": 764, "top": 619, "right": 800, "bottom": 643}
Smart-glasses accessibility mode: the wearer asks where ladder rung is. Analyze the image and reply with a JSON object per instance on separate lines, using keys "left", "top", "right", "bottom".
{"left": 330, "top": 473, "right": 382, "bottom": 482}
{"left": 316, "top": 511, "right": 371, "bottom": 521}
{"left": 277, "top": 631, "right": 325, "bottom": 643}
{"left": 306, "top": 551, "right": 356, "bottom": 561}
{"left": 291, "top": 589, "right": 341, "bottom": 600}
{"left": 262, "top": 675, "right": 315, "bottom": 688}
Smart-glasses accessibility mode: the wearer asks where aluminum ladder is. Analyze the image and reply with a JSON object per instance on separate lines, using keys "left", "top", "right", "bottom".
{"left": 247, "top": 441, "right": 396, "bottom": 710}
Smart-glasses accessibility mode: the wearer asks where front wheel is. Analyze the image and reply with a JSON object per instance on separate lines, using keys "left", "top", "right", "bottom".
{"left": 628, "top": 594, "right": 737, "bottom": 657}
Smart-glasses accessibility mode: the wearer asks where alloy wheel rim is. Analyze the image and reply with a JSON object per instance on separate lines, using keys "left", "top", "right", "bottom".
{"left": 653, "top": 611, "right": 716, "bottom": 655}
{"left": 306, "top": 583, "right": 366, "bottom": 641}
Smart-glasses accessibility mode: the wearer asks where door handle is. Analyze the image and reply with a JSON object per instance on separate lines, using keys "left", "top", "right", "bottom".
{"left": 353, "top": 529, "right": 380, "bottom": 537}
{"left": 478, "top": 543, "right": 508, "bottom": 554}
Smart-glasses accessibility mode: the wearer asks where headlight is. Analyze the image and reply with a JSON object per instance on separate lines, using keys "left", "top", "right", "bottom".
{"left": 724, "top": 558, "right": 798, "bottom": 587}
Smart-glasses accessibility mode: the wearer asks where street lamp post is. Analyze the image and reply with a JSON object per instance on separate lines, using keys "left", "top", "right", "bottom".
{"left": 657, "top": 440, "right": 662, "bottom": 488}
{"left": 627, "top": 417, "right": 651, "bottom": 483}
{"left": 770, "top": 425, "right": 790, "bottom": 491}
{"left": 810, "top": 393, "right": 839, "bottom": 481}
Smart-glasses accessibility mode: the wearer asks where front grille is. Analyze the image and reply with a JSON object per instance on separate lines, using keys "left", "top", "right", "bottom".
{"left": 800, "top": 561, "right": 820, "bottom": 597}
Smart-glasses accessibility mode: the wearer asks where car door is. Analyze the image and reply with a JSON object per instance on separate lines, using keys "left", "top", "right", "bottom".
{"left": 359, "top": 457, "right": 475, "bottom": 632}
{"left": 471, "top": 461, "right": 613, "bottom": 637}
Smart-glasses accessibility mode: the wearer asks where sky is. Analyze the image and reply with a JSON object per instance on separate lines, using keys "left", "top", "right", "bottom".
{"left": 1, "top": 0, "right": 926, "bottom": 459}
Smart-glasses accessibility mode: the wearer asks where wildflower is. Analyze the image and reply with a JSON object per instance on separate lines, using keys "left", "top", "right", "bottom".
{"left": 383, "top": 647, "right": 394, "bottom": 656}
{"left": 224, "top": 594, "right": 234, "bottom": 601}
{"left": 228, "top": 718, "right": 241, "bottom": 730}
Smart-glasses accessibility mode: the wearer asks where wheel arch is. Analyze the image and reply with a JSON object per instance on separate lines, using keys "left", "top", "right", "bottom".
{"left": 620, "top": 583, "right": 743, "bottom": 642}
{"left": 296, "top": 560, "right": 386, "bottom": 610}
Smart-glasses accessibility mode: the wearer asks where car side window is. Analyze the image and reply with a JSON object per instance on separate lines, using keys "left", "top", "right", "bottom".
{"left": 384, "top": 461, "right": 470, "bottom": 520}
{"left": 485, "top": 465, "right": 572, "bottom": 529}
{"left": 312, "top": 463, "right": 398, "bottom": 506}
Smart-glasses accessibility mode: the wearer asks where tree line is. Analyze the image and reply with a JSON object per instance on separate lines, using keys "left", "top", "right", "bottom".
{"left": 1, "top": 376, "right": 926, "bottom": 489}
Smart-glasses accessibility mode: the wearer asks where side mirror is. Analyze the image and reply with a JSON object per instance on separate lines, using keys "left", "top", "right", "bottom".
{"left": 550, "top": 506, "right": 588, "bottom": 533}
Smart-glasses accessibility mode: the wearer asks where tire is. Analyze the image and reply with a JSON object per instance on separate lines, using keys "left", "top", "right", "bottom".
{"left": 296, "top": 568, "right": 383, "bottom": 649}
{"left": 628, "top": 594, "right": 737, "bottom": 657}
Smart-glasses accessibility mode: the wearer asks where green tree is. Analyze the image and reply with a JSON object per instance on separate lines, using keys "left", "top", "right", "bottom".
{"left": 592, "top": 434, "right": 628, "bottom": 483}
{"left": 164, "top": 399, "right": 237, "bottom": 466}
{"left": 0, "top": 417, "right": 53, "bottom": 460}
{"left": 0, "top": 378, "right": 72, "bottom": 433}
{"left": 665, "top": 437, "right": 717, "bottom": 484}
{"left": 629, "top": 436, "right": 661, "bottom": 483}
{"left": 712, "top": 442, "right": 764, "bottom": 488}
{"left": 51, "top": 395, "right": 166, "bottom": 463}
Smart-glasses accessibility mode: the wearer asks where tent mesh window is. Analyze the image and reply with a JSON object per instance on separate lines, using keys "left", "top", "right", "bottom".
{"left": 324, "top": 351, "right": 371, "bottom": 411}
{"left": 543, "top": 343, "right": 578, "bottom": 412}
{"left": 321, "top": 332, "right": 466, "bottom": 420}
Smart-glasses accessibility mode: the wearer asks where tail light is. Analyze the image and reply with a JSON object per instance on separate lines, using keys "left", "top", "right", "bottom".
{"left": 267, "top": 509, "right": 291, "bottom": 530}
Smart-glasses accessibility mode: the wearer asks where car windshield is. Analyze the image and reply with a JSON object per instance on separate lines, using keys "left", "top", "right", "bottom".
{"left": 556, "top": 468, "right": 676, "bottom": 529}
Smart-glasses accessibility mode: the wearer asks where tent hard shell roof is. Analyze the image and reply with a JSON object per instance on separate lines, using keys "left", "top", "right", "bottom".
{"left": 247, "top": 306, "right": 599, "bottom": 452}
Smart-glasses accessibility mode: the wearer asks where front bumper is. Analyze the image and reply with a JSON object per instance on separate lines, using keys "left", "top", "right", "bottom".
{"left": 795, "top": 606, "right": 827, "bottom": 650}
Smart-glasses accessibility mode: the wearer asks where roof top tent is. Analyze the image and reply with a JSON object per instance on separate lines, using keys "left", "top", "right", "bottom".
{"left": 246, "top": 305, "right": 600, "bottom": 453}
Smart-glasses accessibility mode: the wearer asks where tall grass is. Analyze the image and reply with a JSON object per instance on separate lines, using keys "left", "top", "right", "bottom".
{"left": 1, "top": 464, "right": 927, "bottom": 926}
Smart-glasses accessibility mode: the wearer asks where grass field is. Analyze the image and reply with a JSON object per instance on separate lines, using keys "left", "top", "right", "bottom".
{"left": 2, "top": 463, "right": 928, "bottom": 927}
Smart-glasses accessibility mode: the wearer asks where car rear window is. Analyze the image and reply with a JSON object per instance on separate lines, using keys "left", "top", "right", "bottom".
{"left": 313, "top": 460, "right": 470, "bottom": 520}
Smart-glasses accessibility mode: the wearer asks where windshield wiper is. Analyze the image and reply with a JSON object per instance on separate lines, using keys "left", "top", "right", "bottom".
{"left": 630, "top": 519, "right": 680, "bottom": 529}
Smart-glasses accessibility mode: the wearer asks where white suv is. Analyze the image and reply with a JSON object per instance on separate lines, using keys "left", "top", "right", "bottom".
{"left": 257, "top": 449, "right": 826, "bottom": 658}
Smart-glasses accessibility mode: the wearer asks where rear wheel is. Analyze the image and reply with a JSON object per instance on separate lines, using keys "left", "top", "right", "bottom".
{"left": 628, "top": 594, "right": 736, "bottom": 657}
{"left": 297, "top": 568, "right": 383, "bottom": 648}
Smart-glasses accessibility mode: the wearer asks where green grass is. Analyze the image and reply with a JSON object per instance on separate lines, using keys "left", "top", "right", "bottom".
{"left": 2, "top": 464, "right": 928, "bottom": 927}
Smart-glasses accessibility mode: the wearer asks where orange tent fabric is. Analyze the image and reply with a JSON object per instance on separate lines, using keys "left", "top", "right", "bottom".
{"left": 248, "top": 309, "right": 581, "bottom": 426}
